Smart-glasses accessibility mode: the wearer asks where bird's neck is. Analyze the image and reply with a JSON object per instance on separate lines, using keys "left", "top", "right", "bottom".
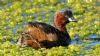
{"left": 54, "top": 12, "right": 67, "bottom": 32}
{"left": 55, "top": 23, "right": 67, "bottom": 32}
{"left": 54, "top": 16, "right": 67, "bottom": 32}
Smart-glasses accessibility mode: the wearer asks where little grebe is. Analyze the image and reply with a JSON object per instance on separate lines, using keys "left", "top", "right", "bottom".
{"left": 17, "top": 9, "right": 77, "bottom": 49}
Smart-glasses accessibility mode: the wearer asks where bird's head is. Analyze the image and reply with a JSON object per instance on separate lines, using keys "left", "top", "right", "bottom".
{"left": 54, "top": 9, "right": 77, "bottom": 31}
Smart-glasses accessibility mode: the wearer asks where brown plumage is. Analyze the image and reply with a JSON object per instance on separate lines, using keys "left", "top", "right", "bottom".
{"left": 17, "top": 9, "right": 77, "bottom": 49}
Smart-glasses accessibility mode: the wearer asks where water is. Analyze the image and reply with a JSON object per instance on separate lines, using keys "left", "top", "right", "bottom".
{"left": 71, "top": 35, "right": 100, "bottom": 48}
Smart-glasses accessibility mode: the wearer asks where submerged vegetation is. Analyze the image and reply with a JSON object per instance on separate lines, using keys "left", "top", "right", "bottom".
{"left": 0, "top": 0, "right": 100, "bottom": 56}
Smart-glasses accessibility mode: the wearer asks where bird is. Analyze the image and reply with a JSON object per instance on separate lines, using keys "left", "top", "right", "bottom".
{"left": 17, "top": 9, "right": 77, "bottom": 49}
